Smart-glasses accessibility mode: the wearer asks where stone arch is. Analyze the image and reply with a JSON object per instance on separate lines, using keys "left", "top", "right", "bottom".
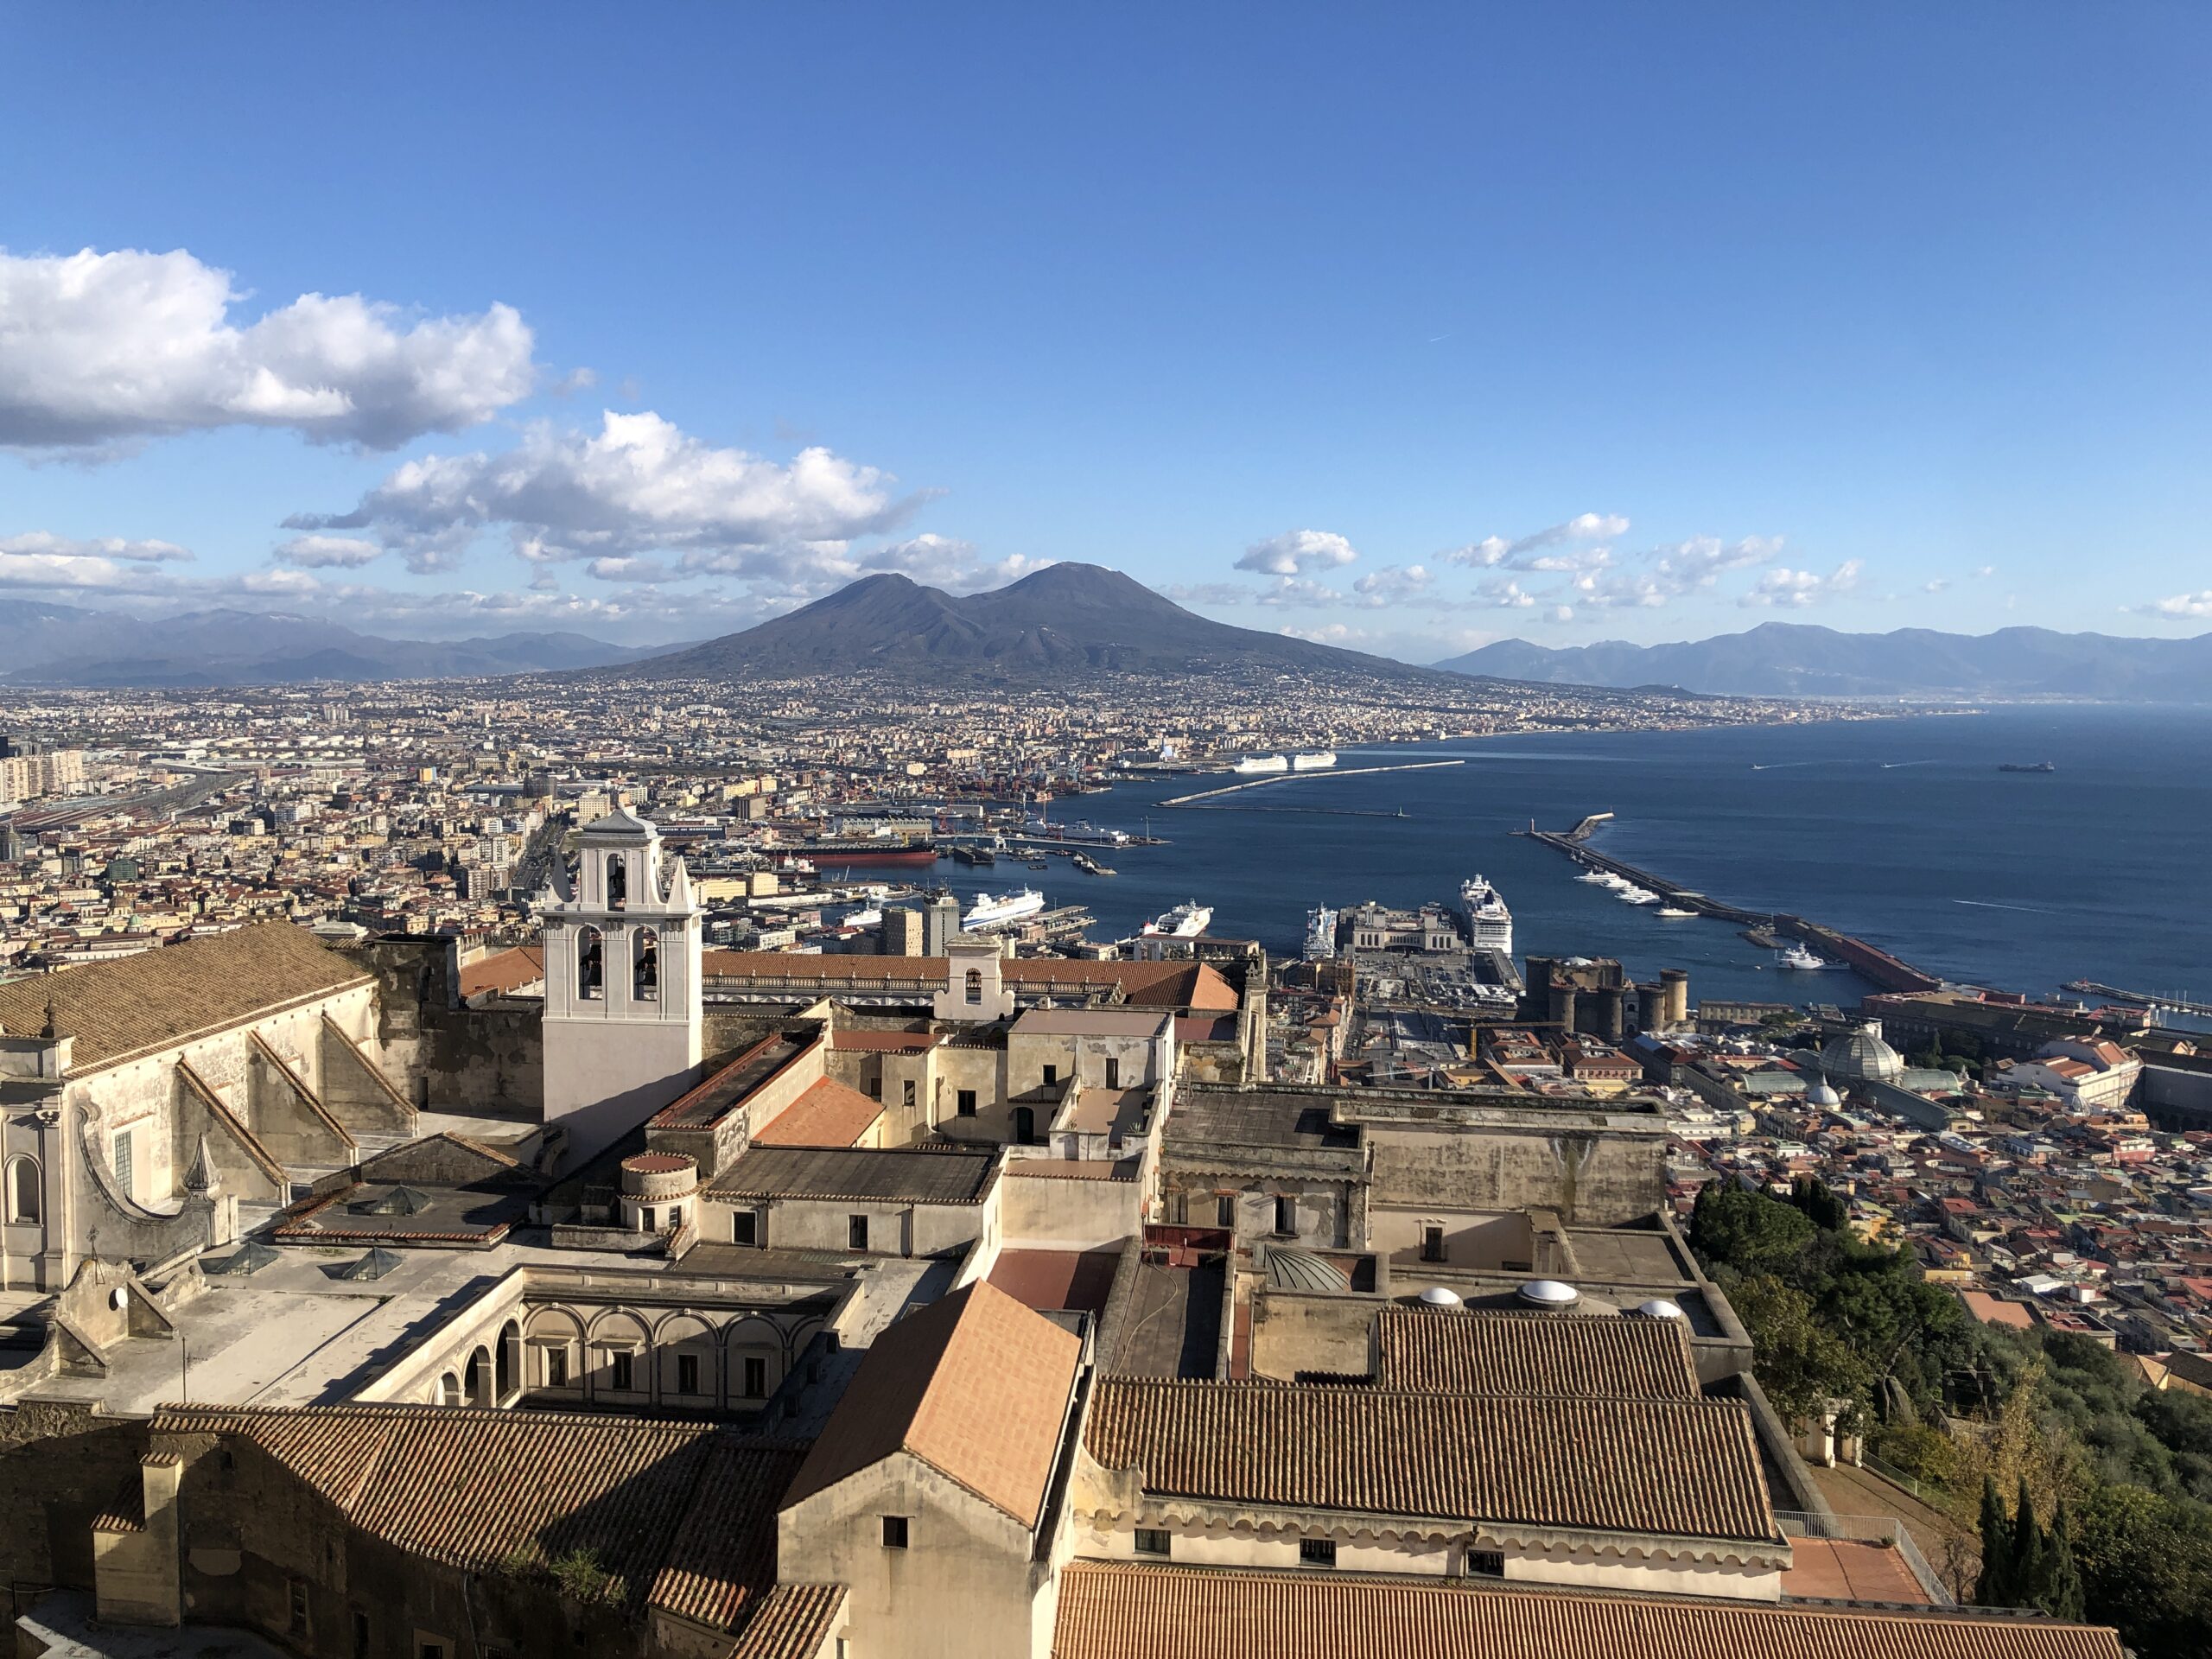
{"left": 632, "top": 925, "right": 660, "bottom": 1001}
{"left": 5, "top": 1154, "right": 39, "bottom": 1224}
{"left": 577, "top": 925, "right": 604, "bottom": 1000}
{"left": 724, "top": 1315, "right": 785, "bottom": 1402}
{"left": 658, "top": 1313, "right": 715, "bottom": 1402}
{"left": 525, "top": 1306, "right": 583, "bottom": 1392}
{"left": 437, "top": 1371, "right": 461, "bottom": 1407}
{"left": 464, "top": 1344, "right": 493, "bottom": 1408}
{"left": 496, "top": 1318, "right": 522, "bottom": 1402}
{"left": 606, "top": 853, "right": 627, "bottom": 911}
{"left": 964, "top": 967, "right": 983, "bottom": 1005}
{"left": 588, "top": 1308, "right": 650, "bottom": 1399}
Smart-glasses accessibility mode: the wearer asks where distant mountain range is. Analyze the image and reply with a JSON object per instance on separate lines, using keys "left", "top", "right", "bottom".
{"left": 0, "top": 601, "right": 666, "bottom": 687}
{"left": 607, "top": 563, "right": 1454, "bottom": 685}
{"left": 1436, "top": 623, "right": 2212, "bottom": 701}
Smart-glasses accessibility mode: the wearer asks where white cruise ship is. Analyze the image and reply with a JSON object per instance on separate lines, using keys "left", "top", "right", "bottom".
{"left": 1459, "top": 875, "right": 1514, "bottom": 957}
{"left": 1233, "top": 753, "right": 1290, "bottom": 774}
{"left": 962, "top": 887, "right": 1046, "bottom": 931}
{"left": 1291, "top": 751, "right": 1338, "bottom": 771}
{"left": 1142, "top": 900, "right": 1213, "bottom": 938}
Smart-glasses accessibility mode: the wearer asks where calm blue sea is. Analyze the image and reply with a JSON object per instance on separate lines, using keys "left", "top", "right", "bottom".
{"left": 932, "top": 704, "right": 2212, "bottom": 1011}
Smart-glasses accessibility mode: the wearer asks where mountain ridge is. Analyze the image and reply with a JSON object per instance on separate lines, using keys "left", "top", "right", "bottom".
{"left": 1435, "top": 622, "right": 2212, "bottom": 701}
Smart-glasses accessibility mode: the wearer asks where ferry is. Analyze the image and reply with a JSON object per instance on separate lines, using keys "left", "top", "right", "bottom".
{"left": 1233, "top": 753, "right": 1290, "bottom": 775}
{"left": 1656, "top": 906, "right": 1698, "bottom": 919}
{"left": 1142, "top": 900, "right": 1214, "bottom": 938}
{"left": 1291, "top": 751, "right": 1338, "bottom": 771}
{"left": 962, "top": 887, "right": 1046, "bottom": 931}
{"left": 1458, "top": 875, "right": 1514, "bottom": 957}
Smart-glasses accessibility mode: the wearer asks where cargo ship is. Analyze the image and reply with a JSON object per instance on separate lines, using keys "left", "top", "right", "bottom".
{"left": 785, "top": 837, "right": 940, "bottom": 867}
{"left": 962, "top": 887, "right": 1046, "bottom": 930}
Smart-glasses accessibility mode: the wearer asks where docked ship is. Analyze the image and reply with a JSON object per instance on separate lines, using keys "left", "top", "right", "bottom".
{"left": 786, "top": 836, "right": 939, "bottom": 867}
{"left": 1233, "top": 753, "right": 1290, "bottom": 774}
{"left": 1777, "top": 942, "right": 1840, "bottom": 970}
{"left": 1142, "top": 899, "right": 1213, "bottom": 938}
{"left": 1458, "top": 875, "right": 1514, "bottom": 957}
{"left": 1306, "top": 905, "right": 1338, "bottom": 957}
{"left": 962, "top": 887, "right": 1046, "bottom": 931}
{"left": 1291, "top": 751, "right": 1338, "bottom": 771}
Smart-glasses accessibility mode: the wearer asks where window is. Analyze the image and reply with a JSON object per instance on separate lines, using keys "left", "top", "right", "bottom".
{"left": 732, "top": 1210, "right": 758, "bottom": 1246}
{"left": 1217, "top": 1194, "right": 1235, "bottom": 1229}
{"left": 964, "top": 968, "right": 982, "bottom": 1004}
{"left": 743, "top": 1356, "right": 767, "bottom": 1398}
{"left": 639, "top": 1207, "right": 655, "bottom": 1231}
{"left": 902, "top": 1079, "right": 917, "bottom": 1110}
{"left": 577, "top": 925, "right": 603, "bottom": 1000}
{"left": 1465, "top": 1548, "right": 1506, "bottom": 1578}
{"left": 677, "top": 1353, "right": 700, "bottom": 1395}
{"left": 1104, "top": 1057, "right": 1121, "bottom": 1089}
{"left": 610, "top": 1351, "right": 634, "bottom": 1392}
{"left": 1299, "top": 1537, "right": 1337, "bottom": 1567}
{"left": 632, "top": 925, "right": 659, "bottom": 1001}
{"left": 606, "top": 853, "right": 626, "bottom": 910}
{"left": 881, "top": 1515, "right": 909, "bottom": 1549}
{"left": 545, "top": 1347, "right": 569, "bottom": 1389}
{"left": 848, "top": 1214, "right": 869, "bottom": 1250}
{"left": 6, "top": 1156, "right": 38, "bottom": 1224}
{"left": 111, "top": 1130, "right": 134, "bottom": 1199}
{"left": 956, "top": 1088, "right": 977, "bottom": 1117}
{"left": 1421, "top": 1225, "right": 1446, "bottom": 1263}
{"left": 1042, "top": 1064, "right": 1058, "bottom": 1086}
{"left": 1274, "top": 1195, "right": 1295, "bottom": 1236}
{"left": 668, "top": 1205, "right": 683, "bottom": 1229}
{"left": 1134, "top": 1528, "right": 1173, "bottom": 1558}
{"left": 868, "top": 1075, "right": 882, "bottom": 1099}
{"left": 417, "top": 1639, "right": 452, "bottom": 1659}
{"left": 352, "top": 1608, "right": 370, "bottom": 1659}
{"left": 289, "top": 1579, "right": 310, "bottom": 1637}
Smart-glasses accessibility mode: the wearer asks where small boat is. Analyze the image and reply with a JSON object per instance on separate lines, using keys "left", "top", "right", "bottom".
{"left": 1656, "top": 906, "right": 1697, "bottom": 918}
{"left": 1618, "top": 886, "right": 1659, "bottom": 905}
{"left": 1575, "top": 869, "right": 1613, "bottom": 884}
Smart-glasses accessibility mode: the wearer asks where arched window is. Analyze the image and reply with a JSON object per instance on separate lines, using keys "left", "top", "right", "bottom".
{"left": 577, "top": 925, "right": 603, "bottom": 1000}
{"left": 606, "top": 854, "right": 627, "bottom": 911}
{"left": 964, "top": 968, "right": 983, "bottom": 1005}
{"left": 496, "top": 1319, "right": 521, "bottom": 1403}
{"left": 6, "top": 1156, "right": 39, "bottom": 1224}
{"left": 465, "top": 1344, "right": 493, "bottom": 1408}
{"left": 437, "top": 1371, "right": 461, "bottom": 1407}
{"left": 632, "top": 926, "right": 659, "bottom": 1001}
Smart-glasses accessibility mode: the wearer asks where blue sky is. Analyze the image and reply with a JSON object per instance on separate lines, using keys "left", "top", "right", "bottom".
{"left": 1, "top": 4, "right": 2206, "bottom": 656}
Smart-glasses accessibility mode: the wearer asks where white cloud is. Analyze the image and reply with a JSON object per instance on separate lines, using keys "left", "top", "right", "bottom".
{"left": 586, "top": 555, "right": 677, "bottom": 583}
{"left": 288, "top": 409, "right": 926, "bottom": 593}
{"left": 1740, "top": 558, "right": 1864, "bottom": 608}
{"left": 0, "top": 246, "right": 536, "bottom": 453}
{"left": 2140, "top": 589, "right": 2212, "bottom": 620}
{"left": 1351, "top": 564, "right": 1432, "bottom": 607}
{"left": 1549, "top": 604, "right": 1575, "bottom": 623}
{"left": 1973, "top": 564, "right": 1998, "bottom": 578}
{"left": 1161, "top": 582, "right": 1253, "bottom": 607}
{"left": 1253, "top": 575, "right": 1346, "bottom": 607}
{"left": 1235, "top": 529, "right": 1358, "bottom": 575}
{"left": 274, "top": 534, "right": 383, "bottom": 569}
{"left": 1923, "top": 578, "right": 1950, "bottom": 594}
{"left": 0, "top": 530, "right": 191, "bottom": 563}
{"left": 1478, "top": 576, "right": 1538, "bottom": 609}
{"left": 1441, "top": 512, "right": 1628, "bottom": 569}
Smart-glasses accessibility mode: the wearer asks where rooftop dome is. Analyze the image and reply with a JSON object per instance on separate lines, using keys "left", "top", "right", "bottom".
{"left": 1517, "top": 1279, "right": 1580, "bottom": 1309}
{"left": 1415, "top": 1286, "right": 1463, "bottom": 1307}
{"left": 1258, "top": 1243, "right": 1348, "bottom": 1294}
{"left": 1820, "top": 1022, "right": 1905, "bottom": 1087}
{"left": 1634, "top": 1299, "right": 1688, "bottom": 1320}
{"left": 1806, "top": 1080, "right": 1843, "bottom": 1109}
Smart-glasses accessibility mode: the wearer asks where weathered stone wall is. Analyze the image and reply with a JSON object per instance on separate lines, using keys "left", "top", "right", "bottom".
{"left": 1363, "top": 1121, "right": 1664, "bottom": 1228}
{"left": 0, "top": 1400, "right": 149, "bottom": 1593}
{"left": 351, "top": 938, "right": 543, "bottom": 1115}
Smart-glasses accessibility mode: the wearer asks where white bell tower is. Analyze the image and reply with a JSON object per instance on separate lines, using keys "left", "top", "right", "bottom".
{"left": 540, "top": 809, "right": 704, "bottom": 1164}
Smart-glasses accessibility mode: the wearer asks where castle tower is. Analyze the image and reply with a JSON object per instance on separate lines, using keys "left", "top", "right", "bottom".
{"left": 539, "top": 810, "right": 703, "bottom": 1164}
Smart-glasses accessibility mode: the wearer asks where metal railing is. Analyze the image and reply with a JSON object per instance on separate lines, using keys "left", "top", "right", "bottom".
{"left": 1775, "top": 1511, "right": 1953, "bottom": 1606}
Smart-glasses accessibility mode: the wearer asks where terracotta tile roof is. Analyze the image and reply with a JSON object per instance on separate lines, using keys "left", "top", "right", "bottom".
{"left": 151, "top": 1405, "right": 804, "bottom": 1630}
{"left": 1051, "top": 1562, "right": 2127, "bottom": 1659}
{"left": 707, "top": 1145, "right": 998, "bottom": 1205}
{"left": 457, "top": 944, "right": 543, "bottom": 998}
{"left": 753, "top": 1076, "right": 885, "bottom": 1147}
{"left": 1373, "top": 1308, "right": 1700, "bottom": 1400}
{"left": 726, "top": 1582, "right": 848, "bottom": 1659}
{"left": 783, "top": 1280, "right": 1082, "bottom": 1529}
{"left": 0, "top": 921, "right": 371, "bottom": 1072}
{"left": 1084, "top": 1378, "right": 1782, "bottom": 1544}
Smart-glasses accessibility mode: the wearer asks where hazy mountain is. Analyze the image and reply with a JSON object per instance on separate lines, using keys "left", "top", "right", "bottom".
{"left": 0, "top": 601, "right": 664, "bottom": 686}
{"left": 610, "top": 563, "right": 1455, "bottom": 683}
{"left": 1435, "top": 623, "right": 2212, "bottom": 701}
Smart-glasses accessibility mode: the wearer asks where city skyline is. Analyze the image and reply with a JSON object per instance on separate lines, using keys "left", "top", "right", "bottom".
{"left": 1, "top": 5, "right": 2208, "bottom": 656}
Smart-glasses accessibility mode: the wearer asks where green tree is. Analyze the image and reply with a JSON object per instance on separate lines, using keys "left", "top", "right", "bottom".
{"left": 1726, "top": 1271, "right": 1869, "bottom": 1432}
{"left": 2045, "top": 1502, "right": 2085, "bottom": 1622}
{"left": 1691, "top": 1182, "right": 1817, "bottom": 1275}
{"left": 2011, "top": 1474, "right": 2047, "bottom": 1611}
{"left": 1976, "top": 1475, "right": 2013, "bottom": 1606}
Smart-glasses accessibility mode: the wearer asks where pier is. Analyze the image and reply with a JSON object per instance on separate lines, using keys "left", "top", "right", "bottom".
{"left": 1521, "top": 816, "right": 1944, "bottom": 995}
{"left": 1157, "top": 758, "right": 1464, "bottom": 807}
{"left": 2066, "top": 981, "right": 2212, "bottom": 1019}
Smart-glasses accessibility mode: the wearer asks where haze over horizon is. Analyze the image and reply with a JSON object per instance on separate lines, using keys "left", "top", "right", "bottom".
{"left": 2, "top": 6, "right": 2207, "bottom": 660}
